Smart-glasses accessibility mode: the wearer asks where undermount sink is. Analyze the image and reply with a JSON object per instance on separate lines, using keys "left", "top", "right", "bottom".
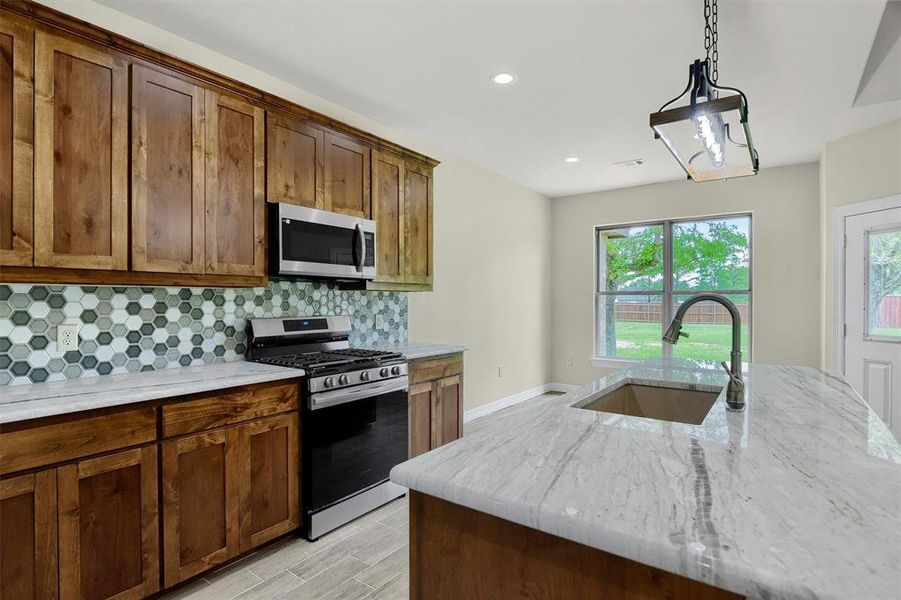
{"left": 574, "top": 380, "right": 721, "bottom": 425}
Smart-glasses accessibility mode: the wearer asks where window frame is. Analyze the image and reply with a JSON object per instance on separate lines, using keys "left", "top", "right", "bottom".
{"left": 593, "top": 213, "right": 753, "bottom": 366}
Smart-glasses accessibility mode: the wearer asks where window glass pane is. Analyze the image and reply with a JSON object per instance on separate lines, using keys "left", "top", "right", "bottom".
{"left": 597, "top": 294, "right": 663, "bottom": 359}
{"left": 671, "top": 294, "right": 750, "bottom": 362}
{"left": 867, "top": 227, "right": 901, "bottom": 339}
{"left": 673, "top": 216, "right": 750, "bottom": 291}
{"left": 598, "top": 225, "right": 663, "bottom": 292}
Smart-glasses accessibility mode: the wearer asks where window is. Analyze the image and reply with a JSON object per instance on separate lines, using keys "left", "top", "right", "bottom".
{"left": 595, "top": 215, "right": 751, "bottom": 363}
{"left": 865, "top": 225, "right": 901, "bottom": 341}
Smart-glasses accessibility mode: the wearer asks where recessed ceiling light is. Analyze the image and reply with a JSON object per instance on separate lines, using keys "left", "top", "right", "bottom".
{"left": 492, "top": 72, "right": 516, "bottom": 85}
{"left": 565, "top": 156, "right": 580, "bottom": 163}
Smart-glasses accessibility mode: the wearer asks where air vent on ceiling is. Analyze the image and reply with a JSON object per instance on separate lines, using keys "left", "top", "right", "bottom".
{"left": 612, "top": 159, "right": 645, "bottom": 168}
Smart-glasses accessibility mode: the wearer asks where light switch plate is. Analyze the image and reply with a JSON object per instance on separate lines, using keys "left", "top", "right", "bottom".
{"left": 58, "top": 323, "right": 79, "bottom": 351}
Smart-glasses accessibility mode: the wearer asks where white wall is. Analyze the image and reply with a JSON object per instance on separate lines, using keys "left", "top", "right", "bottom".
{"left": 551, "top": 163, "right": 821, "bottom": 385}
{"left": 409, "top": 160, "right": 552, "bottom": 409}
{"left": 820, "top": 119, "right": 901, "bottom": 369}
{"left": 40, "top": 0, "right": 553, "bottom": 409}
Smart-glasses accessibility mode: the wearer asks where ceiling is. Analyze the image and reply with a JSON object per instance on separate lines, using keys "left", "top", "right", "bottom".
{"left": 99, "top": 0, "right": 901, "bottom": 197}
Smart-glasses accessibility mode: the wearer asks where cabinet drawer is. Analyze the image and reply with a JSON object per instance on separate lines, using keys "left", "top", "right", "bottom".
{"left": 409, "top": 353, "right": 463, "bottom": 385}
{"left": 0, "top": 407, "right": 156, "bottom": 475}
{"left": 162, "top": 381, "right": 300, "bottom": 438}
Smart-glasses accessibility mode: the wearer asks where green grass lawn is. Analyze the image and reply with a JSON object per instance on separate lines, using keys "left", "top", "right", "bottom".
{"left": 872, "top": 327, "right": 901, "bottom": 337}
{"left": 607, "top": 321, "right": 750, "bottom": 362}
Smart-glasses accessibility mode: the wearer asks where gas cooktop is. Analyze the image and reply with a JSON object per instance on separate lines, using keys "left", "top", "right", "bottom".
{"left": 257, "top": 348, "right": 404, "bottom": 372}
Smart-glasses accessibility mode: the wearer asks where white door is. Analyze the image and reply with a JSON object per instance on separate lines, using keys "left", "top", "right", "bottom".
{"left": 844, "top": 206, "right": 901, "bottom": 438}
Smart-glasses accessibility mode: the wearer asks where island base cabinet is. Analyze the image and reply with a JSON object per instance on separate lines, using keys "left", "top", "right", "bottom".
{"left": 409, "top": 491, "right": 743, "bottom": 600}
{"left": 0, "top": 470, "right": 58, "bottom": 599}
{"left": 57, "top": 446, "right": 160, "bottom": 600}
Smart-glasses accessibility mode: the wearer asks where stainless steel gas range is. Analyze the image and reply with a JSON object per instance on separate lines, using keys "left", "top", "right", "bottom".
{"left": 246, "top": 316, "right": 407, "bottom": 540}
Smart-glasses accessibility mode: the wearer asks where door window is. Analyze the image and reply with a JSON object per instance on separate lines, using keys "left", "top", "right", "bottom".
{"left": 865, "top": 226, "right": 901, "bottom": 341}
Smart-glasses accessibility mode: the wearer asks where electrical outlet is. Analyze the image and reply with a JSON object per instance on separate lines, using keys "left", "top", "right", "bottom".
{"left": 565, "top": 355, "right": 573, "bottom": 367}
{"left": 375, "top": 314, "right": 385, "bottom": 329}
{"left": 497, "top": 365, "right": 503, "bottom": 378}
{"left": 58, "top": 323, "right": 79, "bottom": 351}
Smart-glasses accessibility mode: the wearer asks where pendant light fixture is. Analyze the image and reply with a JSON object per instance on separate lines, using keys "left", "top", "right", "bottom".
{"left": 649, "top": 0, "right": 759, "bottom": 182}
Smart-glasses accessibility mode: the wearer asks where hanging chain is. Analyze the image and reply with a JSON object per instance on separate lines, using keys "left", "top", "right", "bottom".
{"left": 704, "top": 0, "right": 719, "bottom": 83}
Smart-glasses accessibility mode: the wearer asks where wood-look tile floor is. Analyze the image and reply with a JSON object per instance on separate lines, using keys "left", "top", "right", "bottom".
{"left": 162, "top": 392, "right": 564, "bottom": 600}
{"left": 162, "top": 495, "right": 410, "bottom": 600}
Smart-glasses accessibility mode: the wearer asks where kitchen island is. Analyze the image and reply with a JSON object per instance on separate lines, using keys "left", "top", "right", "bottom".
{"left": 390, "top": 360, "right": 901, "bottom": 599}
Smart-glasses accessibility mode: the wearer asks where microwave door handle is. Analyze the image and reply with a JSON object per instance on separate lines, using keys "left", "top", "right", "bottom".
{"left": 354, "top": 223, "right": 365, "bottom": 274}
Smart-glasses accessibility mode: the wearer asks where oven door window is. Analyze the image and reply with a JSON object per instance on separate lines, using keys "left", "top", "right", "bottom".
{"left": 282, "top": 219, "right": 356, "bottom": 266}
{"left": 306, "top": 388, "right": 409, "bottom": 512}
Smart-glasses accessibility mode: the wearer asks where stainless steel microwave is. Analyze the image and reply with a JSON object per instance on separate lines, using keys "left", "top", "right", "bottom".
{"left": 269, "top": 203, "right": 376, "bottom": 280}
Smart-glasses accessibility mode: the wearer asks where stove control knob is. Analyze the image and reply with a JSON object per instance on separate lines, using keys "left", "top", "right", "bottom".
{"left": 391, "top": 366, "right": 401, "bottom": 376}
{"left": 360, "top": 371, "right": 371, "bottom": 382}
{"left": 323, "top": 377, "right": 335, "bottom": 388}
{"left": 379, "top": 368, "right": 390, "bottom": 378}
{"left": 338, "top": 374, "right": 349, "bottom": 385}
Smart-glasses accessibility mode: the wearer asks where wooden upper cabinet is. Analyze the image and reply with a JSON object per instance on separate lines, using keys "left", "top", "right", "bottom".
{"left": 372, "top": 150, "right": 405, "bottom": 284}
{"left": 162, "top": 428, "right": 239, "bottom": 587}
{"left": 33, "top": 30, "right": 128, "bottom": 270}
{"left": 324, "top": 130, "right": 371, "bottom": 218}
{"left": 0, "top": 13, "right": 34, "bottom": 267}
{"left": 131, "top": 65, "right": 205, "bottom": 273}
{"left": 204, "top": 91, "right": 265, "bottom": 276}
{"left": 404, "top": 160, "right": 433, "bottom": 286}
{"left": 267, "top": 111, "right": 324, "bottom": 208}
{"left": 0, "top": 470, "right": 58, "bottom": 600}
{"left": 58, "top": 446, "right": 159, "bottom": 600}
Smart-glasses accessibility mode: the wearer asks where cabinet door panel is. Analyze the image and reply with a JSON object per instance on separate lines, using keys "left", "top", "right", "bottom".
{"left": 372, "top": 151, "right": 404, "bottom": 283}
{"left": 132, "top": 65, "right": 204, "bottom": 273}
{"left": 409, "top": 382, "right": 433, "bottom": 458}
{"left": 267, "top": 112, "right": 324, "bottom": 208}
{"left": 434, "top": 375, "right": 462, "bottom": 449}
{"left": 162, "top": 429, "right": 239, "bottom": 587}
{"left": 205, "top": 91, "right": 265, "bottom": 276}
{"left": 58, "top": 446, "right": 159, "bottom": 600}
{"left": 34, "top": 31, "right": 128, "bottom": 270}
{"left": 0, "top": 470, "right": 57, "bottom": 600}
{"left": 324, "top": 131, "right": 370, "bottom": 218}
{"left": 239, "top": 413, "right": 299, "bottom": 550}
{"left": 0, "top": 14, "right": 34, "bottom": 266}
{"left": 404, "top": 161, "right": 433, "bottom": 285}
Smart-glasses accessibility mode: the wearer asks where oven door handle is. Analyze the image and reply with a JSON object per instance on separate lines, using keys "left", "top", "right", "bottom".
{"left": 309, "top": 376, "right": 409, "bottom": 410}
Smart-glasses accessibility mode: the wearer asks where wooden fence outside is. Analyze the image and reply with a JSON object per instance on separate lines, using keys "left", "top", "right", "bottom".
{"left": 614, "top": 302, "right": 750, "bottom": 324}
{"left": 879, "top": 295, "right": 901, "bottom": 328}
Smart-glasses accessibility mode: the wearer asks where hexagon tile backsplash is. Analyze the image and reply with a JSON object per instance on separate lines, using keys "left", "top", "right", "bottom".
{"left": 0, "top": 282, "right": 407, "bottom": 386}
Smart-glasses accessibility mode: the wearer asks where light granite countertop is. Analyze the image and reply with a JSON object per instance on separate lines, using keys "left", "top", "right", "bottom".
{"left": 0, "top": 361, "right": 303, "bottom": 424}
{"left": 390, "top": 359, "right": 901, "bottom": 599}
{"left": 355, "top": 342, "right": 468, "bottom": 360}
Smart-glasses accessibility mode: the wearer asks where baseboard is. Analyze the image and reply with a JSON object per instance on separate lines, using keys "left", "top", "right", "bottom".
{"left": 463, "top": 382, "right": 580, "bottom": 423}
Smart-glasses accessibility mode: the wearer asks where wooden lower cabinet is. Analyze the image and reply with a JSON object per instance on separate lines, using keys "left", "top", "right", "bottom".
{"left": 409, "top": 354, "right": 464, "bottom": 458}
{"left": 240, "top": 413, "right": 300, "bottom": 551}
{"left": 161, "top": 412, "right": 300, "bottom": 586}
{"left": 0, "top": 470, "right": 58, "bottom": 599}
{"left": 57, "top": 446, "right": 160, "bottom": 600}
{"left": 161, "top": 427, "right": 239, "bottom": 587}
{"left": 409, "top": 382, "right": 435, "bottom": 458}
